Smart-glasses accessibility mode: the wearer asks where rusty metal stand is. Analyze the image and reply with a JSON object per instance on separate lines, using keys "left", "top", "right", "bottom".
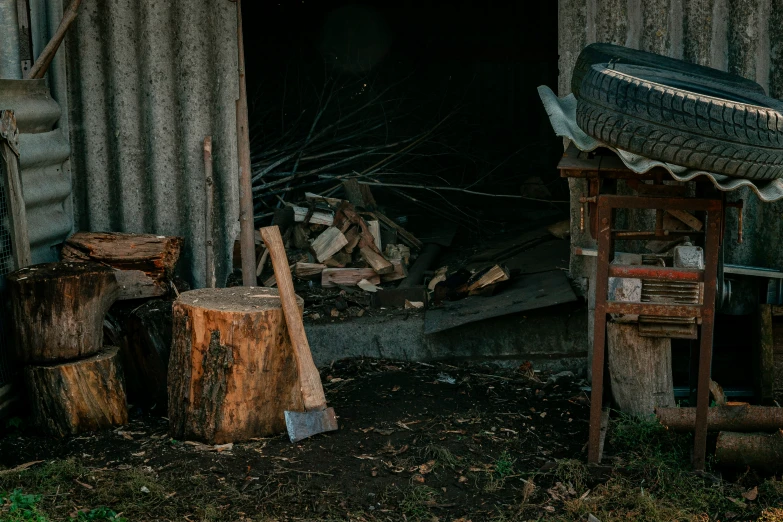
{"left": 589, "top": 195, "right": 722, "bottom": 470}
{"left": 559, "top": 144, "right": 726, "bottom": 471}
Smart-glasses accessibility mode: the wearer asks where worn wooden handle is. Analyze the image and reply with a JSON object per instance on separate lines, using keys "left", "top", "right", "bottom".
{"left": 259, "top": 225, "right": 326, "bottom": 411}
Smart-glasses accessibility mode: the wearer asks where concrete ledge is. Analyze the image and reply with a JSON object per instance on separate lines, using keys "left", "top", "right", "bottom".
{"left": 306, "top": 302, "right": 588, "bottom": 374}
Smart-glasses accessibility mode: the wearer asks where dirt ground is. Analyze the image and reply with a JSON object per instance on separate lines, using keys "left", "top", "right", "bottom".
{"left": 2, "top": 359, "right": 783, "bottom": 522}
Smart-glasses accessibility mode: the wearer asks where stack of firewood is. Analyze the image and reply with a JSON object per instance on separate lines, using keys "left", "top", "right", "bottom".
{"left": 257, "top": 186, "right": 423, "bottom": 294}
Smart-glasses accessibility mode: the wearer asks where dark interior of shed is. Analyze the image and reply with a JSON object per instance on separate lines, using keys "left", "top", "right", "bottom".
{"left": 241, "top": 1, "right": 565, "bottom": 245}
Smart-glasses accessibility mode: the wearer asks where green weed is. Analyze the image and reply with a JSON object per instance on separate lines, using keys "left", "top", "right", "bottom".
{"left": 494, "top": 450, "right": 515, "bottom": 478}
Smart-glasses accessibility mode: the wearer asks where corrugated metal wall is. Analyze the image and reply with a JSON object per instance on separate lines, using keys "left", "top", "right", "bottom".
{"left": 65, "top": 0, "right": 240, "bottom": 287}
{"left": 559, "top": 0, "right": 783, "bottom": 288}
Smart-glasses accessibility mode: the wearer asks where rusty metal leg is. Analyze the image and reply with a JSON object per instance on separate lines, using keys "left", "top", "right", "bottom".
{"left": 588, "top": 199, "right": 613, "bottom": 464}
{"left": 692, "top": 204, "right": 722, "bottom": 471}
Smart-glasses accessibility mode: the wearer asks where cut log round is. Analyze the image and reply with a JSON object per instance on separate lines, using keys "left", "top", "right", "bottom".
{"left": 607, "top": 321, "right": 675, "bottom": 416}
{"left": 656, "top": 405, "right": 783, "bottom": 432}
{"left": 24, "top": 347, "right": 128, "bottom": 437}
{"left": 168, "top": 287, "right": 305, "bottom": 444}
{"left": 104, "top": 300, "right": 173, "bottom": 409}
{"left": 716, "top": 431, "right": 783, "bottom": 473}
{"left": 8, "top": 262, "right": 119, "bottom": 364}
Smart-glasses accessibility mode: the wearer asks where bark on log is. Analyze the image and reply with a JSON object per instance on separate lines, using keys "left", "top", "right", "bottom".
{"left": 25, "top": 347, "right": 128, "bottom": 437}
{"left": 104, "top": 300, "right": 172, "bottom": 409}
{"left": 656, "top": 405, "right": 783, "bottom": 432}
{"left": 62, "top": 232, "right": 183, "bottom": 298}
{"left": 607, "top": 321, "right": 675, "bottom": 416}
{"left": 8, "top": 262, "right": 119, "bottom": 364}
{"left": 716, "top": 431, "right": 783, "bottom": 473}
{"left": 168, "top": 287, "right": 305, "bottom": 444}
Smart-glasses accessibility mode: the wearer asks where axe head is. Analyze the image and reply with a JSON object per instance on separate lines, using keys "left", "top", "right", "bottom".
{"left": 285, "top": 407, "right": 338, "bottom": 443}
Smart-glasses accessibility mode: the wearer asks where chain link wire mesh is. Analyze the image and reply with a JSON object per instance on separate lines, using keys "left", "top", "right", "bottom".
{"left": 0, "top": 166, "right": 17, "bottom": 387}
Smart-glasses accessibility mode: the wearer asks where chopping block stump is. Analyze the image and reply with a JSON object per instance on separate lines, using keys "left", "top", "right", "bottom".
{"left": 25, "top": 347, "right": 128, "bottom": 437}
{"left": 168, "top": 288, "right": 305, "bottom": 444}
{"left": 7, "top": 262, "right": 119, "bottom": 364}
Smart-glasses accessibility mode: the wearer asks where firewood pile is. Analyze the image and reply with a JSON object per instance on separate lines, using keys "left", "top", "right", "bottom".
{"left": 254, "top": 185, "right": 423, "bottom": 308}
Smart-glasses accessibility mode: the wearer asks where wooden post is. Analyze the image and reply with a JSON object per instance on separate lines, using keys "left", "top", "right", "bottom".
{"left": 0, "top": 111, "right": 31, "bottom": 268}
{"left": 204, "top": 136, "right": 216, "bottom": 288}
{"left": 235, "top": 0, "right": 257, "bottom": 286}
{"left": 24, "top": 347, "right": 128, "bottom": 437}
{"left": 757, "top": 304, "right": 774, "bottom": 403}
{"left": 607, "top": 321, "right": 675, "bottom": 416}
{"left": 7, "top": 262, "right": 119, "bottom": 364}
{"left": 168, "top": 287, "right": 305, "bottom": 443}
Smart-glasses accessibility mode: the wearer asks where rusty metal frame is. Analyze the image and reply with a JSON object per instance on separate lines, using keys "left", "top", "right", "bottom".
{"left": 589, "top": 194, "right": 722, "bottom": 470}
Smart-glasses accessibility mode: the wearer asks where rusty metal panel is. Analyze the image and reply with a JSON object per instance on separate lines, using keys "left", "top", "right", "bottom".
{"left": 64, "top": 0, "right": 239, "bottom": 287}
{"left": 559, "top": 0, "right": 783, "bottom": 287}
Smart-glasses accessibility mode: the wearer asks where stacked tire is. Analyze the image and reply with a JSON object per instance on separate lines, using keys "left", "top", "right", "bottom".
{"left": 572, "top": 43, "right": 783, "bottom": 180}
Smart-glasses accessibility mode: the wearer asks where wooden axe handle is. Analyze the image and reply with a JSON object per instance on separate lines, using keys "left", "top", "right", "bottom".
{"left": 259, "top": 225, "right": 326, "bottom": 411}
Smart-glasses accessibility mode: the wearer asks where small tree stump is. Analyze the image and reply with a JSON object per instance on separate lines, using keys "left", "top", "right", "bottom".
{"left": 8, "top": 262, "right": 119, "bottom": 364}
{"left": 25, "top": 346, "right": 128, "bottom": 437}
{"left": 168, "top": 288, "right": 305, "bottom": 444}
{"left": 607, "top": 321, "right": 675, "bottom": 416}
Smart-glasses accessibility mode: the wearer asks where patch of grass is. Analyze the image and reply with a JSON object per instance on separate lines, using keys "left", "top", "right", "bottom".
{"left": 397, "top": 485, "right": 438, "bottom": 521}
{"left": 76, "top": 507, "right": 127, "bottom": 521}
{"left": 494, "top": 450, "right": 515, "bottom": 478}
{"left": 554, "top": 459, "right": 588, "bottom": 494}
{"left": 423, "top": 444, "right": 458, "bottom": 469}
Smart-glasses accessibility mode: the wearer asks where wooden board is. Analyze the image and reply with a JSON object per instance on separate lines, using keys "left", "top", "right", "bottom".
{"left": 322, "top": 268, "right": 381, "bottom": 288}
{"left": 0, "top": 124, "right": 31, "bottom": 269}
{"left": 424, "top": 270, "right": 577, "bottom": 335}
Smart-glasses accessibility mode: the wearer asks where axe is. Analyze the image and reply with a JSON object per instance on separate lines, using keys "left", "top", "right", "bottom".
{"left": 259, "top": 226, "right": 338, "bottom": 442}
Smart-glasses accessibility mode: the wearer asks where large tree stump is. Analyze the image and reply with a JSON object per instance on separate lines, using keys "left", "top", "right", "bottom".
{"left": 168, "top": 288, "right": 305, "bottom": 444}
{"left": 8, "top": 262, "right": 119, "bottom": 364}
{"left": 24, "top": 347, "right": 128, "bottom": 437}
{"left": 104, "top": 300, "right": 173, "bottom": 409}
{"left": 607, "top": 321, "right": 675, "bottom": 416}
{"left": 716, "top": 431, "right": 783, "bottom": 473}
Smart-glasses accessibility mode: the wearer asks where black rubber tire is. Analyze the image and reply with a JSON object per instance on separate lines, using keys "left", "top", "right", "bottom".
{"left": 575, "top": 64, "right": 783, "bottom": 180}
{"left": 571, "top": 43, "right": 766, "bottom": 99}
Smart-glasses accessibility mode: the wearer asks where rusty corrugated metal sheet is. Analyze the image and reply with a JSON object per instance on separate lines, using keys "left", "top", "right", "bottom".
{"left": 559, "top": 0, "right": 783, "bottom": 288}
{"left": 64, "top": 0, "right": 239, "bottom": 287}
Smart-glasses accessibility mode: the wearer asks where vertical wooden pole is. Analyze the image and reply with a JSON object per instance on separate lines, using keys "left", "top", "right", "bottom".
{"left": 204, "top": 136, "right": 215, "bottom": 288}
{"left": 0, "top": 112, "right": 30, "bottom": 269}
{"left": 235, "top": 0, "right": 256, "bottom": 286}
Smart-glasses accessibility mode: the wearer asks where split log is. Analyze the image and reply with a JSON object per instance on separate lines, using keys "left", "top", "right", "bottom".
{"left": 716, "top": 431, "right": 783, "bottom": 473}
{"left": 62, "top": 232, "right": 183, "bottom": 299}
{"left": 380, "top": 259, "right": 408, "bottom": 283}
{"left": 292, "top": 205, "right": 334, "bottom": 226}
{"left": 370, "top": 211, "right": 423, "bottom": 250}
{"left": 607, "top": 321, "right": 675, "bottom": 416}
{"left": 310, "top": 226, "right": 348, "bottom": 262}
{"left": 656, "top": 405, "right": 783, "bottom": 432}
{"left": 466, "top": 265, "right": 510, "bottom": 295}
{"left": 322, "top": 268, "right": 381, "bottom": 288}
{"left": 336, "top": 203, "right": 394, "bottom": 274}
{"left": 342, "top": 178, "right": 377, "bottom": 209}
{"left": 294, "top": 262, "right": 326, "bottom": 279}
{"left": 8, "top": 262, "right": 119, "bottom": 364}
{"left": 367, "top": 220, "right": 382, "bottom": 251}
{"left": 25, "top": 347, "right": 128, "bottom": 437}
{"left": 168, "top": 287, "right": 304, "bottom": 444}
{"left": 104, "top": 300, "right": 173, "bottom": 408}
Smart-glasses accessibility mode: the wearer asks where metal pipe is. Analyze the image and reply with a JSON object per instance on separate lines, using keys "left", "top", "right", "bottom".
{"left": 0, "top": 0, "right": 22, "bottom": 79}
{"left": 235, "top": 0, "right": 257, "bottom": 286}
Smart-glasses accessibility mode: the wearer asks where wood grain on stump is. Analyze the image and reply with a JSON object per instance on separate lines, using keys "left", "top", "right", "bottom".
{"left": 168, "top": 288, "right": 305, "bottom": 444}
{"left": 607, "top": 321, "right": 675, "bottom": 416}
{"left": 25, "top": 346, "right": 128, "bottom": 437}
{"left": 8, "top": 262, "right": 119, "bottom": 364}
